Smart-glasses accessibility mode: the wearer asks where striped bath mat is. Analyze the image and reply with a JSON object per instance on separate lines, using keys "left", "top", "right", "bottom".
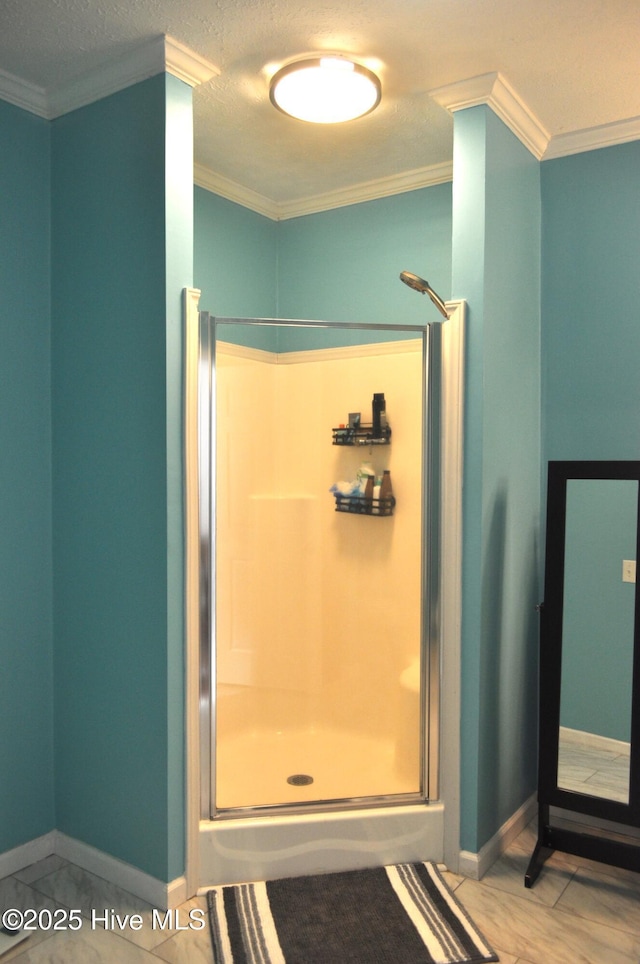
{"left": 207, "top": 862, "right": 498, "bottom": 963}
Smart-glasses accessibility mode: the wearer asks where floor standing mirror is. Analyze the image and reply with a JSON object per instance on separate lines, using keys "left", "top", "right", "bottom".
{"left": 526, "top": 460, "right": 640, "bottom": 887}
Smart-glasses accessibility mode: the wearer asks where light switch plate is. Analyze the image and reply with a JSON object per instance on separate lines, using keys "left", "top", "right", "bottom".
{"left": 622, "top": 559, "right": 636, "bottom": 583}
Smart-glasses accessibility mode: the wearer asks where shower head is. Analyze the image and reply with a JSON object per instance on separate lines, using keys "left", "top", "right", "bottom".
{"left": 399, "top": 271, "right": 449, "bottom": 320}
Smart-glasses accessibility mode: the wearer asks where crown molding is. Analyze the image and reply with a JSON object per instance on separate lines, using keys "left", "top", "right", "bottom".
{"left": 194, "top": 164, "right": 281, "bottom": 219}
{"left": 2, "top": 48, "right": 638, "bottom": 209}
{"left": 195, "top": 160, "right": 454, "bottom": 221}
{"left": 430, "top": 72, "right": 550, "bottom": 160}
{"left": 275, "top": 161, "right": 454, "bottom": 220}
{"left": 163, "top": 36, "right": 220, "bottom": 88}
{"left": 49, "top": 34, "right": 219, "bottom": 118}
{"left": 542, "top": 114, "right": 640, "bottom": 160}
{"left": 0, "top": 67, "right": 48, "bottom": 118}
{"left": 430, "top": 72, "right": 640, "bottom": 162}
{"left": 0, "top": 35, "right": 219, "bottom": 120}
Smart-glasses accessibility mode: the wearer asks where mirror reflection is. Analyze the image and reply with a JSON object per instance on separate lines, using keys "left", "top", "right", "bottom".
{"left": 558, "top": 479, "right": 637, "bottom": 803}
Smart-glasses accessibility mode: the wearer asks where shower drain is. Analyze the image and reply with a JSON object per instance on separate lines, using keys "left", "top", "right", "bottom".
{"left": 287, "top": 773, "right": 314, "bottom": 786}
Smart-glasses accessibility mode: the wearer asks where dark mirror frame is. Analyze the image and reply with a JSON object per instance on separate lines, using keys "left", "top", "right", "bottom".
{"left": 526, "top": 460, "right": 640, "bottom": 887}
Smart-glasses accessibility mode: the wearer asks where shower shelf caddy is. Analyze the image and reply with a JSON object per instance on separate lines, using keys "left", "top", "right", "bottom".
{"left": 331, "top": 407, "right": 394, "bottom": 513}
{"left": 331, "top": 424, "right": 391, "bottom": 446}
{"left": 333, "top": 493, "right": 396, "bottom": 516}
{"left": 331, "top": 419, "right": 395, "bottom": 516}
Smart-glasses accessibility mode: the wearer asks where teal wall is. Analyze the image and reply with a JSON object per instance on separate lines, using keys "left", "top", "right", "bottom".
{"left": 194, "top": 187, "right": 277, "bottom": 350}
{"left": 194, "top": 183, "right": 453, "bottom": 348}
{"left": 452, "top": 107, "right": 541, "bottom": 852}
{"left": 0, "top": 101, "right": 55, "bottom": 852}
{"left": 541, "top": 142, "right": 640, "bottom": 756}
{"left": 560, "top": 479, "right": 636, "bottom": 741}
{"left": 541, "top": 141, "right": 640, "bottom": 461}
{"left": 51, "top": 74, "right": 190, "bottom": 881}
{"left": 194, "top": 187, "right": 277, "bottom": 319}
{"left": 276, "top": 187, "right": 452, "bottom": 349}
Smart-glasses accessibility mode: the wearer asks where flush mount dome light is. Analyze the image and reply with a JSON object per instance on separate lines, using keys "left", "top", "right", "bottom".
{"left": 269, "top": 57, "right": 381, "bottom": 123}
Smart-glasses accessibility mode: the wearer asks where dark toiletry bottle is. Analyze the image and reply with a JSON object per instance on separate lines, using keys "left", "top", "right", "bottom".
{"left": 380, "top": 470, "right": 393, "bottom": 504}
{"left": 372, "top": 393, "right": 386, "bottom": 438}
{"left": 364, "top": 474, "right": 375, "bottom": 512}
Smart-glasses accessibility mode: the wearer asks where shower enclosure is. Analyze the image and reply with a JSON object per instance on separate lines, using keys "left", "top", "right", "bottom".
{"left": 184, "top": 293, "right": 465, "bottom": 888}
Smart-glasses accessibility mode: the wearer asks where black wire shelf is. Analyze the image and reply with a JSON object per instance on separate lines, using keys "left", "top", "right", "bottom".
{"left": 332, "top": 424, "right": 391, "bottom": 446}
{"left": 333, "top": 494, "right": 396, "bottom": 516}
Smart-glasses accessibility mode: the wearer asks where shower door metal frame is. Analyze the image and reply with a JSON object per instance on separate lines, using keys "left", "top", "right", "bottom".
{"left": 197, "top": 315, "right": 443, "bottom": 820}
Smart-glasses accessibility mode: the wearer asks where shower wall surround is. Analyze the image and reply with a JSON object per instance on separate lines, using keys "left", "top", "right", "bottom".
{"left": 215, "top": 337, "right": 424, "bottom": 787}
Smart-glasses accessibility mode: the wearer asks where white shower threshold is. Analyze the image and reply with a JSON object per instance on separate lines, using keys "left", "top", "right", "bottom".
{"left": 198, "top": 801, "right": 444, "bottom": 888}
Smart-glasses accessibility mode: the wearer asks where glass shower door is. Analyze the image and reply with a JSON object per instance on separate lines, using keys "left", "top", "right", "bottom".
{"left": 201, "top": 317, "right": 440, "bottom": 816}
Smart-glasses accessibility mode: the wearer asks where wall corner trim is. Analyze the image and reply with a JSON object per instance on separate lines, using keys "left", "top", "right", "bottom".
{"left": 458, "top": 793, "right": 538, "bottom": 880}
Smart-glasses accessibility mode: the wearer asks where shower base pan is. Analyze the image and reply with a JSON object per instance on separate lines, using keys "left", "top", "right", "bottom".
{"left": 199, "top": 802, "right": 444, "bottom": 888}
{"left": 215, "top": 725, "right": 418, "bottom": 810}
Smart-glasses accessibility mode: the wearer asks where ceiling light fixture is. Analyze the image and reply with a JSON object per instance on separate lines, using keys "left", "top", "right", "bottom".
{"left": 269, "top": 57, "right": 381, "bottom": 124}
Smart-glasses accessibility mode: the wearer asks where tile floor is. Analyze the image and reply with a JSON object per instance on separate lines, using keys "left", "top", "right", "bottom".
{"left": 558, "top": 733, "right": 630, "bottom": 804}
{"left": 2, "top": 819, "right": 640, "bottom": 963}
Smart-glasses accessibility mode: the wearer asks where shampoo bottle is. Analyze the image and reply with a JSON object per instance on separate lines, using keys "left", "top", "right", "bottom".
{"left": 364, "top": 474, "right": 375, "bottom": 512}
{"left": 372, "top": 393, "right": 386, "bottom": 438}
{"left": 380, "top": 469, "right": 393, "bottom": 510}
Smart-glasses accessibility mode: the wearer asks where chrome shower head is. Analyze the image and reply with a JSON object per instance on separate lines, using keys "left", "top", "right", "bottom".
{"left": 399, "top": 271, "right": 449, "bottom": 320}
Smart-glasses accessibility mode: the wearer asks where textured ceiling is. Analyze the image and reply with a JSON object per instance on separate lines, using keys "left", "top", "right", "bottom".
{"left": 1, "top": 0, "right": 639, "bottom": 206}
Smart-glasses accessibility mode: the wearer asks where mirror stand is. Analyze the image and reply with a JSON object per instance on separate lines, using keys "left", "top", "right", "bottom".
{"left": 525, "top": 461, "right": 640, "bottom": 888}
{"left": 525, "top": 804, "right": 640, "bottom": 887}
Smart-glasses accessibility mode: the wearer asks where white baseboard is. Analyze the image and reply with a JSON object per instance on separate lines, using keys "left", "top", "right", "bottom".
{"left": 4, "top": 796, "right": 537, "bottom": 904}
{"left": 0, "top": 831, "right": 186, "bottom": 911}
{"left": 54, "top": 833, "right": 187, "bottom": 910}
{"left": 458, "top": 793, "right": 537, "bottom": 880}
{"left": 0, "top": 831, "right": 57, "bottom": 881}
